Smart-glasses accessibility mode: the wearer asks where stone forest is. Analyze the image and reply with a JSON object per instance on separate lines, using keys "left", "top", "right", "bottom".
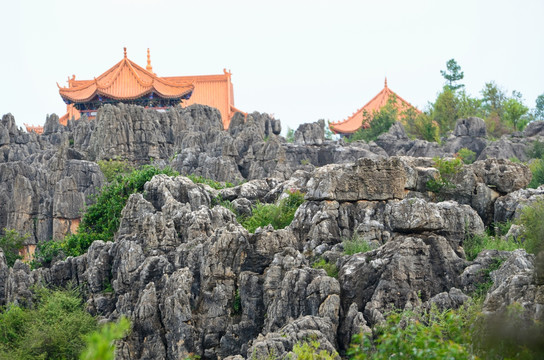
{"left": 0, "top": 53, "right": 543, "bottom": 359}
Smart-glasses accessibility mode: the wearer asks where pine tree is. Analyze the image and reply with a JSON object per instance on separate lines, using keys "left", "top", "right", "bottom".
{"left": 440, "top": 58, "right": 465, "bottom": 91}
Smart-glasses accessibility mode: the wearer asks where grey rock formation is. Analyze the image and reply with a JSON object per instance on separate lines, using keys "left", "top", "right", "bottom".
{"left": 294, "top": 119, "right": 325, "bottom": 145}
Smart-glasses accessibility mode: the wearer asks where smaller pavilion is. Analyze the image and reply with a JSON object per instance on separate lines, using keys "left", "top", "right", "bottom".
{"left": 329, "top": 78, "right": 420, "bottom": 135}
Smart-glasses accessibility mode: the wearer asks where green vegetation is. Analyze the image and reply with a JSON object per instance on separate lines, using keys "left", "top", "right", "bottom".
{"left": 312, "top": 258, "right": 338, "bottom": 278}
{"left": 528, "top": 158, "right": 544, "bottom": 189}
{"left": 440, "top": 58, "right": 465, "bottom": 91}
{"left": 286, "top": 127, "right": 295, "bottom": 143}
{"left": 232, "top": 289, "right": 242, "bottom": 315}
{"left": 527, "top": 140, "right": 544, "bottom": 160}
{"left": 0, "top": 287, "right": 98, "bottom": 359}
{"left": 463, "top": 232, "right": 521, "bottom": 262}
{"left": 97, "top": 159, "right": 134, "bottom": 182}
{"left": 324, "top": 120, "right": 335, "bottom": 140}
{"left": 426, "top": 157, "right": 463, "bottom": 193}
{"left": 240, "top": 190, "right": 305, "bottom": 233}
{"left": 347, "top": 96, "right": 398, "bottom": 143}
{"left": 0, "top": 229, "right": 29, "bottom": 267}
{"left": 347, "top": 301, "right": 544, "bottom": 359}
{"left": 456, "top": 148, "right": 476, "bottom": 164}
{"left": 472, "top": 258, "right": 505, "bottom": 300}
{"left": 80, "top": 317, "right": 131, "bottom": 360}
{"left": 343, "top": 234, "right": 374, "bottom": 255}
{"left": 292, "top": 340, "right": 338, "bottom": 360}
{"left": 187, "top": 174, "right": 235, "bottom": 190}
{"left": 518, "top": 198, "right": 544, "bottom": 255}
{"left": 32, "top": 165, "right": 179, "bottom": 267}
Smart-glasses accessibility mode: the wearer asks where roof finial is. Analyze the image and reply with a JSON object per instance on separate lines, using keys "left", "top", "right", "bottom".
{"left": 384, "top": 77, "right": 388, "bottom": 88}
{"left": 146, "top": 48, "right": 153, "bottom": 72}
{"left": 124, "top": 47, "right": 127, "bottom": 58}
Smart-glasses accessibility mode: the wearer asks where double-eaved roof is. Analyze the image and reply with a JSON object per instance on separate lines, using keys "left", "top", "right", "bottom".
{"left": 329, "top": 78, "right": 420, "bottom": 135}
{"left": 54, "top": 48, "right": 244, "bottom": 130}
{"left": 58, "top": 48, "right": 194, "bottom": 104}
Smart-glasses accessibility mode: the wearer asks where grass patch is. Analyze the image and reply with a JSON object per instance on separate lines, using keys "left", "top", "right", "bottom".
{"left": 426, "top": 157, "right": 463, "bottom": 193}
{"left": 187, "top": 174, "right": 235, "bottom": 190}
{"left": 240, "top": 190, "right": 305, "bottom": 233}
{"left": 97, "top": 159, "right": 134, "bottom": 182}
{"left": 463, "top": 232, "right": 522, "bottom": 262}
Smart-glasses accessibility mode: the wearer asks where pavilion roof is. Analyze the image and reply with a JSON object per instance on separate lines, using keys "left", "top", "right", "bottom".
{"left": 58, "top": 48, "right": 194, "bottom": 103}
{"left": 329, "top": 78, "right": 420, "bottom": 134}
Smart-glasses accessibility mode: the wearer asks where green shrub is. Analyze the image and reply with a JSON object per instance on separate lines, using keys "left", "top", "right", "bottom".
{"left": 80, "top": 317, "right": 131, "bottom": 360}
{"left": 527, "top": 140, "right": 544, "bottom": 159}
{"left": 97, "top": 159, "right": 134, "bottom": 183}
{"left": 456, "top": 148, "right": 476, "bottom": 164}
{"left": 426, "top": 157, "right": 463, "bottom": 193}
{"left": 343, "top": 235, "right": 374, "bottom": 255}
{"left": 0, "top": 229, "right": 29, "bottom": 267}
{"left": 292, "top": 340, "right": 338, "bottom": 360}
{"left": 286, "top": 127, "right": 295, "bottom": 143}
{"left": 187, "top": 174, "right": 234, "bottom": 190}
{"left": 472, "top": 258, "right": 505, "bottom": 300}
{"left": 232, "top": 290, "right": 242, "bottom": 315}
{"left": 241, "top": 190, "right": 305, "bottom": 233}
{"left": 0, "top": 287, "right": 98, "bottom": 360}
{"left": 527, "top": 157, "right": 544, "bottom": 189}
{"left": 31, "top": 239, "right": 64, "bottom": 268}
{"left": 348, "top": 305, "right": 478, "bottom": 360}
{"left": 312, "top": 258, "right": 338, "bottom": 278}
{"left": 518, "top": 198, "right": 544, "bottom": 255}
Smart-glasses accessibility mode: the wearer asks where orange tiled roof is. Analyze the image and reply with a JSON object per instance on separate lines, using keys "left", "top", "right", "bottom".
{"left": 330, "top": 78, "right": 420, "bottom": 134}
{"left": 163, "top": 69, "right": 246, "bottom": 130}
{"left": 58, "top": 48, "right": 194, "bottom": 104}
{"left": 58, "top": 49, "right": 244, "bottom": 130}
{"left": 24, "top": 123, "right": 44, "bottom": 135}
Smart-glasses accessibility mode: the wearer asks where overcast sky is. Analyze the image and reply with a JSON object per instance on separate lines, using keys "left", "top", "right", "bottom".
{"left": 1, "top": 0, "right": 543, "bottom": 133}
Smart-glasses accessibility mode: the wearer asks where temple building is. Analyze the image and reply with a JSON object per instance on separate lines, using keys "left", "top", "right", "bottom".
{"left": 25, "top": 48, "right": 244, "bottom": 133}
{"left": 329, "top": 78, "right": 420, "bottom": 135}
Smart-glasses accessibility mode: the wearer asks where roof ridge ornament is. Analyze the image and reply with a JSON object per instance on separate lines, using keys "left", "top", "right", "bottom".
{"left": 384, "top": 77, "right": 388, "bottom": 88}
{"left": 124, "top": 47, "right": 127, "bottom": 59}
{"left": 146, "top": 48, "right": 153, "bottom": 73}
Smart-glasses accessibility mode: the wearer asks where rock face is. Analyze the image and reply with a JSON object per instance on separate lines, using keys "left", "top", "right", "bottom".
{"left": 1, "top": 106, "right": 543, "bottom": 359}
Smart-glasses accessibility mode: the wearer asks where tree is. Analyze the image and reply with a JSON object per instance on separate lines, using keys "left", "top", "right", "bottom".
{"left": 535, "top": 93, "right": 544, "bottom": 120}
{"left": 431, "top": 87, "right": 459, "bottom": 135}
{"left": 440, "top": 58, "right": 465, "bottom": 91}
{"left": 347, "top": 95, "right": 399, "bottom": 143}
{"left": 503, "top": 91, "right": 530, "bottom": 131}
{"left": 0, "top": 229, "right": 29, "bottom": 267}
{"left": 481, "top": 82, "right": 505, "bottom": 119}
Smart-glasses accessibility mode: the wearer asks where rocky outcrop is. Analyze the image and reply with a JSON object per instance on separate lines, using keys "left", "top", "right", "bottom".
{"left": 0, "top": 146, "right": 104, "bottom": 243}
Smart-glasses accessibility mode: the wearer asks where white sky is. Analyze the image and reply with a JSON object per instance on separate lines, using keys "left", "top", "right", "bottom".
{"left": 1, "top": 0, "right": 543, "bottom": 132}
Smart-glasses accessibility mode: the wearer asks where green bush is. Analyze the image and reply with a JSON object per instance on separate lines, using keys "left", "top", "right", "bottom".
{"left": 31, "top": 239, "right": 64, "bottom": 268}
{"left": 97, "top": 159, "right": 134, "bottom": 183}
{"left": 518, "top": 198, "right": 544, "bottom": 255}
{"left": 527, "top": 157, "right": 544, "bottom": 189}
{"left": 426, "top": 157, "right": 463, "bottom": 193}
{"left": 80, "top": 317, "right": 131, "bottom": 360}
{"left": 348, "top": 305, "right": 477, "bottom": 360}
{"left": 456, "top": 148, "right": 476, "bottom": 164}
{"left": 312, "top": 258, "right": 338, "bottom": 278}
{"left": 292, "top": 340, "right": 338, "bottom": 360}
{"left": 0, "top": 287, "right": 98, "bottom": 359}
{"left": 343, "top": 235, "right": 374, "bottom": 255}
{"left": 527, "top": 140, "right": 544, "bottom": 160}
{"left": 241, "top": 190, "right": 305, "bottom": 233}
{"left": 0, "top": 229, "right": 29, "bottom": 267}
{"left": 286, "top": 127, "right": 295, "bottom": 143}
